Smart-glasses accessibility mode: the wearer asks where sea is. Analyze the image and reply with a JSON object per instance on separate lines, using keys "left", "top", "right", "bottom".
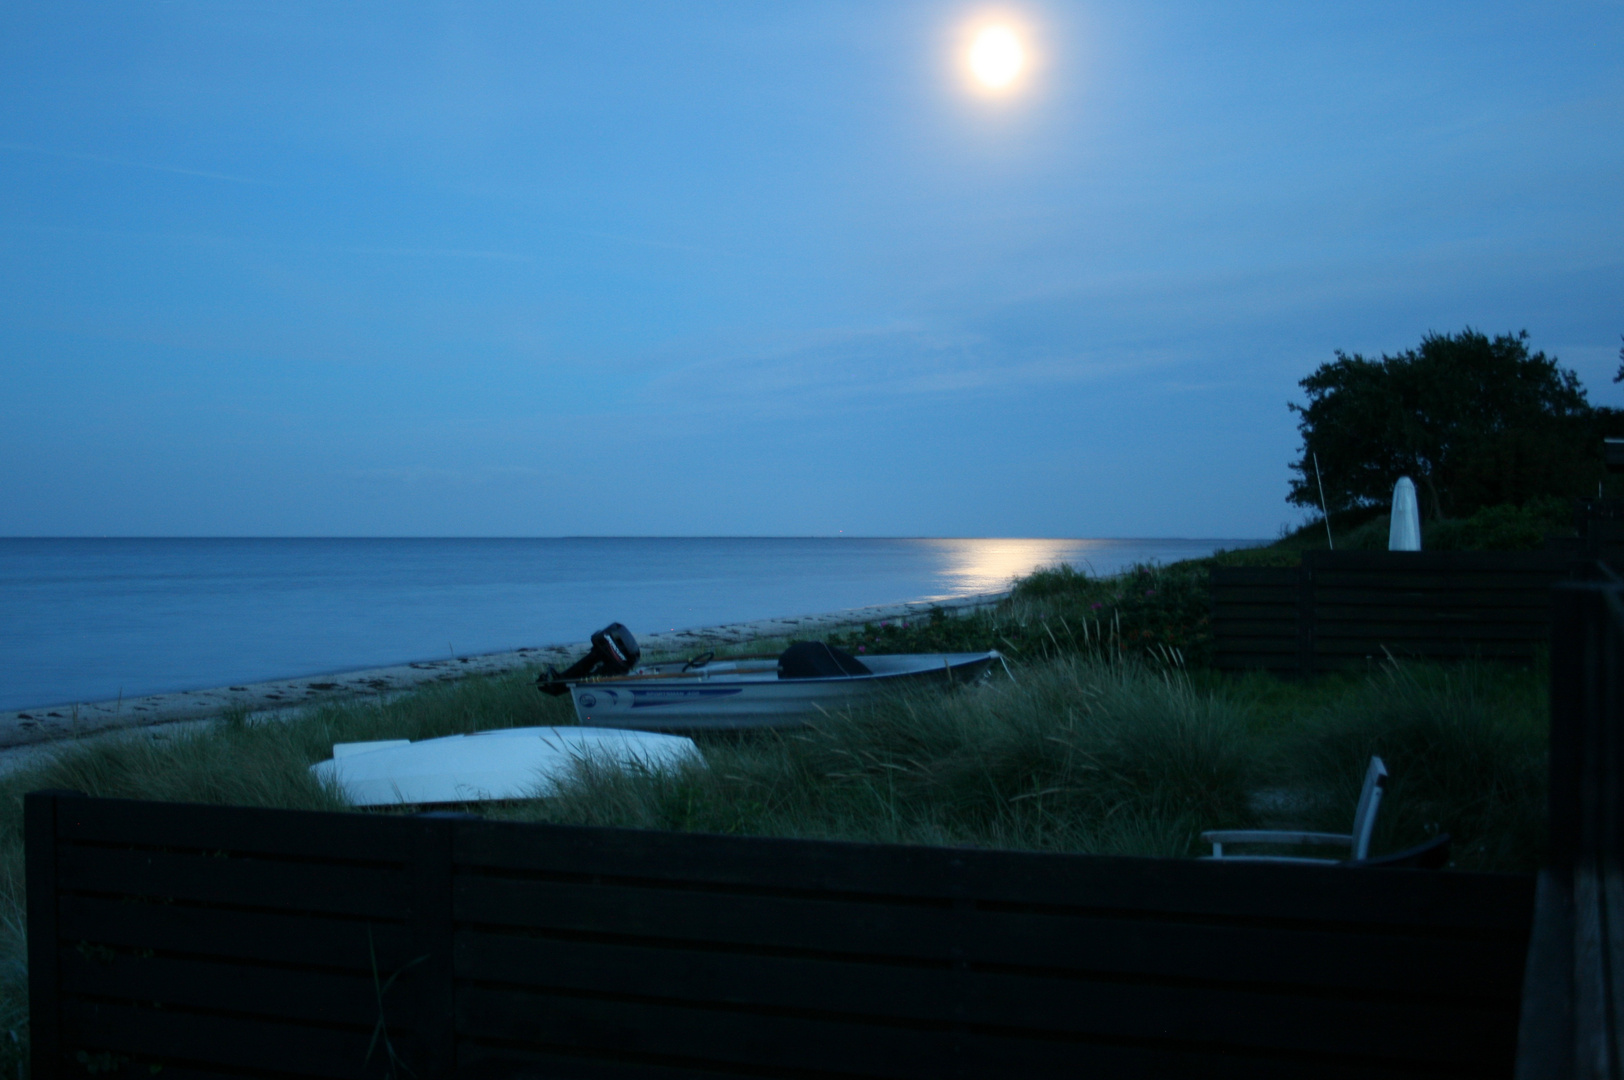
{"left": 0, "top": 537, "right": 1259, "bottom": 712}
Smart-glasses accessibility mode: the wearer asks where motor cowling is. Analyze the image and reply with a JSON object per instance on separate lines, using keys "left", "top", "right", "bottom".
{"left": 537, "top": 622, "right": 641, "bottom": 696}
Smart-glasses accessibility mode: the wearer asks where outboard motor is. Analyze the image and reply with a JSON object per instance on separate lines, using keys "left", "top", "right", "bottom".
{"left": 538, "top": 622, "right": 641, "bottom": 696}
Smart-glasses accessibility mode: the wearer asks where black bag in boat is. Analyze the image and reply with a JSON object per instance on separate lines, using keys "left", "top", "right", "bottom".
{"left": 537, "top": 622, "right": 641, "bottom": 696}
{"left": 777, "top": 641, "right": 871, "bottom": 679}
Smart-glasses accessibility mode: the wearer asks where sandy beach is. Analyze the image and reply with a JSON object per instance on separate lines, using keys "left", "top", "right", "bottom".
{"left": 0, "top": 592, "right": 1005, "bottom": 764}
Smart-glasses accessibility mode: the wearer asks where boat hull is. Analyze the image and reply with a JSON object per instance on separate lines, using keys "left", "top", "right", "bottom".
{"left": 310, "top": 726, "right": 703, "bottom": 806}
{"left": 568, "top": 651, "right": 998, "bottom": 730}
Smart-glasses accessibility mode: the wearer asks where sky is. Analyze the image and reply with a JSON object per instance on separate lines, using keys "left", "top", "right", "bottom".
{"left": 1, "top": 2, "right": 1620, "bottom": 539}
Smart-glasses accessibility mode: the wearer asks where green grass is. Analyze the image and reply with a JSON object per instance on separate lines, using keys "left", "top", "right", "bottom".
{"left": 501, "top": 654, "right": 1263, "bottom": 855}
{"left": 0, "top": 571, "right": 1552, "bottom": 1075}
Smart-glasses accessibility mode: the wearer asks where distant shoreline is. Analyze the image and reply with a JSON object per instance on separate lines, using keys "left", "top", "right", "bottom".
{"left": 0, "top": 592, "right": 1006, "bottom": 753}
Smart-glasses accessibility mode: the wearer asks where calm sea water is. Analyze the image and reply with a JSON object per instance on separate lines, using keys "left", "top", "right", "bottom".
{"left": 0, "top": 537, "right": 1257, "bottom": 711}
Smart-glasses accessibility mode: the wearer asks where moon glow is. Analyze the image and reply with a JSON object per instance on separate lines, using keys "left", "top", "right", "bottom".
{"left": 969, "top": 26, "right": 1025, "bottom": 89}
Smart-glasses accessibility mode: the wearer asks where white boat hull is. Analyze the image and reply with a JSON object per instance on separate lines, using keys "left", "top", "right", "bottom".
{"left": 310, "top": 726, "right": 703, "bottom": 806}
{"left": 568, "top": 651, "right": 998, "bottom": 730}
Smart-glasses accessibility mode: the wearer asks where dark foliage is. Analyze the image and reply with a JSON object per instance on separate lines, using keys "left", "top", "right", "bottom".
{"left": 1278, "top": 496, "right": 1577, "bottom": 553}
{"left": 827, "top": 561, "right": 1217, "bottom": 667}
{"left": 1288, "top": 328, "right": 1598, "bottom": 520}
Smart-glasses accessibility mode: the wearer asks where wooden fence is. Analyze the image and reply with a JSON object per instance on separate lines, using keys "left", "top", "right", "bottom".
{"left": 1514, "top": 576, "right": 1624, "bottom": 1078}
{"left": 27, "top": 793, "right": 1533, "bottom": 1080}
{"left": 1211, "top": 550, "right": 1571, "bottom": 674}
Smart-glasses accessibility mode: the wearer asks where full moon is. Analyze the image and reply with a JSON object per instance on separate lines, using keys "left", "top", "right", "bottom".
{"left": 969, "top": 26, "right": 1024, "bottom": 89}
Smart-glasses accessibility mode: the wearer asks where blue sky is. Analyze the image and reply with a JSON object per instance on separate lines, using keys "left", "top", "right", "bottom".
{"left": 2, "top": 2, "right": 1620, "bottom": 538}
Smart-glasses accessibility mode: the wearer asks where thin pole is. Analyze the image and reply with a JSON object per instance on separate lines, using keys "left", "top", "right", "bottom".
{"left": 1313, "top": 453, "right": 1333, "bottom": 550}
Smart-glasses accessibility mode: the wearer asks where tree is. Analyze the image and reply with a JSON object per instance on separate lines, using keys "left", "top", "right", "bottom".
{"left": 1288, "top": 329, "right": 1595, "bottom": 521}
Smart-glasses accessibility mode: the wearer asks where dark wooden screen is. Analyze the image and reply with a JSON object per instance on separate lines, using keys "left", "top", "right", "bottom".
{"left": 30, "top": 793, "right": 1532, "bottom": 1080}
{"left": 25, "top": 795, "right": 456, "bottom": 1080}
{"left": 1515, "top": 579, "right": 1624, "bottom": 1078}
{"left": 1212, "top": 550, "right": 1568, "bottom": 673}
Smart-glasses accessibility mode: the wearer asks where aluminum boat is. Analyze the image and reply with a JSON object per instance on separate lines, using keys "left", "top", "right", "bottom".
{"left": 565, "top": 649, "right": 1000, "bottom": 730}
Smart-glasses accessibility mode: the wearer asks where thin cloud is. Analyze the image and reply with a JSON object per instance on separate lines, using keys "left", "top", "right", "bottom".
{"left": 344, "top": 465, "right": 548, "bottom": 486}
{"left": 325, "top": 244, "right": 533, "bottom": 262}
{"left": 633, "top": 323, "right": 1173, "bottom": 418}
{"left": 0, "top": 222, "right": 533, "bottom": 262}
{"left": 574, "top": 227, "right": 740, "bottom": 259}
{"left": 0, "top": 140, "right": 272, "bottom": 185}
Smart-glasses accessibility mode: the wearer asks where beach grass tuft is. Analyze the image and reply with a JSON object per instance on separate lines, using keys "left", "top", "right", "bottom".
{"left": 504, "top": 654, "right": 1262, "bottom": 855}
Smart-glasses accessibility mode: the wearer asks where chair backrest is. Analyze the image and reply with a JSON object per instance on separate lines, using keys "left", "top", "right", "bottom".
{"left": 1349, "top": 756, "right": 1388, "bottom": 860}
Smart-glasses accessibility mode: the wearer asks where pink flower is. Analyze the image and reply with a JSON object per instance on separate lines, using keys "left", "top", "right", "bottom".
{"left": 1090, "top": 602, "right": 1102, "bottom": 610}
{"left": 857, "top": 645, "right": 867, "bottom": 653}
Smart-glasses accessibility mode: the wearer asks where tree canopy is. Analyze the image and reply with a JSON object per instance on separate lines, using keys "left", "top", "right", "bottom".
{"left": 1288, "top": 329, "right": 1598, "bottom": 520}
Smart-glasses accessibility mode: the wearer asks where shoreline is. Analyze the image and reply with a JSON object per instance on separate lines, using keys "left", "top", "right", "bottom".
{"left": 0, "top": 592, "right": 1007, "bottom": 754}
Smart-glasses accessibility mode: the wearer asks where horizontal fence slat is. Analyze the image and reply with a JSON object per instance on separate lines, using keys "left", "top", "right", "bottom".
{"left": 457, "top": 983, "right": 962, "bottom": 1080}
{"left": 454, "top": 983, "right": 1481, "bottom": 1080}
{"left": 1211, "top": 638, "right": 1297, "bottom": 650}
{"left": 1210, "top": 598, "right": 1299, "bottom": 611}
{"left": 106, "top": 1067, "right": 300, "bottom": 1080}
{"left": 1211, "top": 550, "right": 1570, "bottom": 675}
{"left": 455, "top": 894, "right": 1524, "bottom": 1002}
{"left": 1209, "top": 620, "right": 1298, "bottom": 636}
{"left": 59, "top": 950, "right": 401, "bottom": 1029}
{"left": 455, "top": 930, "right": 1519, "bottom": 1060}
{"left": 458, "top": 1043, "right": 769, "bottom": 1080}
{"left": 51, "top": 798, "right": 415, "bottom": 863}
{"left": 1311, "top": 606, "right": 1545, "bottom": 623}
{"left": 1308, "top": 576, "right": 1559, "bottom": 594}
{"left": 34, "top": 796, "right": 1536, "bottom": 1080}
{"left": 1208, "top": 589, "right": 1299, "bottom": 605}
{"left": 57, "top": 895, "right": 416, "bottom": 972}
{"left": 458, "top": 877, "right": 954, "bottom": 959}
{"left": 453, "top": 1039, "right": 1465, "bottom": 1080}
{"left": 1311, "top": 589, "right": 1550, "bottom": 608}
{"left": 454, "top": 821, "right": 1534, "bottom": 928}
{"left": 1310, "top": 623, "right": 1547, "bottom": 642}
{"left": 1309, "top": 552, "right": 1565, "bottom": 572}
{"left": 60, "top": 998, "right": 391, "bottom": 1080}
{"left": 56, "top": 844, "right": 410, "bottom": 920}
{"left": 1315, "top": 641, "right": 1539, "bottom": 658}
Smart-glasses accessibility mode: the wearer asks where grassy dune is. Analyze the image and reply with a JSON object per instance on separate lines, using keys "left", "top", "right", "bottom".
{"left": 0, "top": 560, "right": 1550, "bottom": 1071}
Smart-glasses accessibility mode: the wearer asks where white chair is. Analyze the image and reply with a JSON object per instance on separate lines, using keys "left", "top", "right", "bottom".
{"left": 1202, "top": 756, "right": 1388, "bottom": 864}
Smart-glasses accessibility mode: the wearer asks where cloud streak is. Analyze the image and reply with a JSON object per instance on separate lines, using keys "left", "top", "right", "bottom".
{"left": 0, "top": 140, "right": 272, "bottom": 185}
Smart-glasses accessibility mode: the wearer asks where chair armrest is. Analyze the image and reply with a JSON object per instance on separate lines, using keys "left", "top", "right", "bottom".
{"left": 1202, "top": 831, "right": 1352, "bottom": 846}
{"left": 1199, "top": 854, "right": 1342, "bottom": 865}
{"left": 1202, "top": 830, "right": 1353, "bottom": 857}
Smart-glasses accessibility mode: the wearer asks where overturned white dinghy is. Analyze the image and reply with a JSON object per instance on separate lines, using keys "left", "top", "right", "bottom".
{"left": 310, "top": 726, "right": 703, "bottom": 807}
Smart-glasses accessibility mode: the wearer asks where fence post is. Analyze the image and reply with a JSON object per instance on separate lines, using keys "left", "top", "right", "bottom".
{"left": 411, "top": 815, "right": 458, "bottom": 1078}
{"left": 25, "top": 791, "right": 83, "bottom": 1080}
{"left": 1296, "top": 554, "right": 1317, "bottom": 675}
{"left": 1546, "top": 584, "right": 1590, "bottom": 871}
{"left": 1517, "top": 580, "right": 1623, "bottom": 1078}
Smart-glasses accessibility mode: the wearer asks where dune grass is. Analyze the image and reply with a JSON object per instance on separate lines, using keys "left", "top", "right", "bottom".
{"left": 0, "top": 584, "right": 1551, "bottom": 1074}
{"left": 502, "top": 654, "right": 1262, "bottom": 855}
